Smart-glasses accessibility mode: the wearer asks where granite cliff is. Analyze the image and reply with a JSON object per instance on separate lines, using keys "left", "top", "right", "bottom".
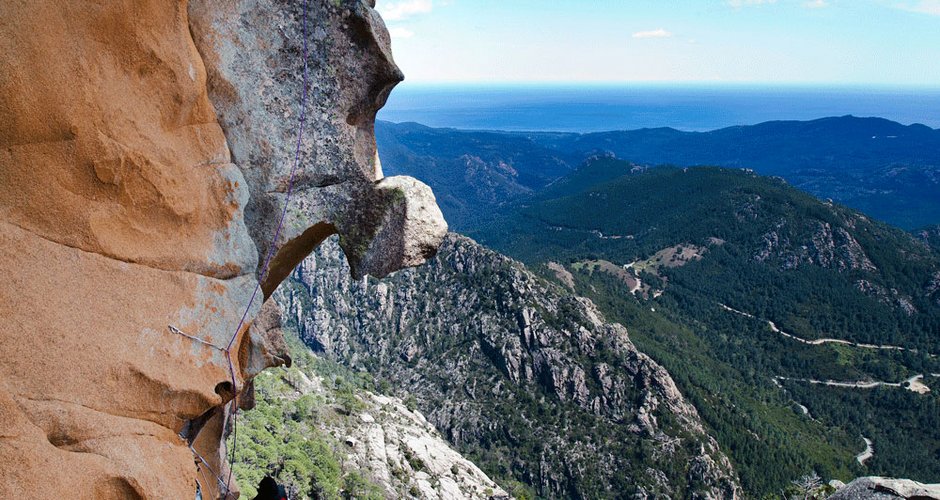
{"left": 0, "top": 1, "right": 444, "bottom": 498}
{"left": 280, "top": 234, "right": 742, "bottom": 498}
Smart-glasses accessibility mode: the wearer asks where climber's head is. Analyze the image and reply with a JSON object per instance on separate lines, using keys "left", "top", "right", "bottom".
{"left": 253, "top": 476, "right": 288, "bottom": 500}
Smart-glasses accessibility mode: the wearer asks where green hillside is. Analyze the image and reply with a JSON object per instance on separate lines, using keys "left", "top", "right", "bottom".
{"left": 472, "top": 160, "right": 940, "bottom": 494}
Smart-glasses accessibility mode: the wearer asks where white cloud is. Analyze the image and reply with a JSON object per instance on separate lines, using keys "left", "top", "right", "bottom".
{"left": 894, "top": 0, "right": 940, "bottom": 15}
{"left": 389, "top": 27, "right": 415, "bottom": 39}
{"left": 804, "top": 0, "right": 828, "bottom": 8}
{"left": 377, "top": 0, "right": 433, "bottom": 21}
{"left": 727, "top": 0, "right": 778, "bottom": 6}
{"left": 632, "top": 29, "right": 673, "bottom": 39}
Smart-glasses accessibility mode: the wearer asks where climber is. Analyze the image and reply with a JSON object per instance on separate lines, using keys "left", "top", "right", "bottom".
{"left": 252, "top": 476, "right": 288, "bottom": 500}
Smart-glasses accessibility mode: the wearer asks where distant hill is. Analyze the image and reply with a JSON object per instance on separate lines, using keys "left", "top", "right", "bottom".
{"left": 378, "top": 116, "right": 940, "bottom": 229}
{"left": 376, "top": 121, "right": 577, "bottom": 229}
{"left": 532, "top": 116, "right": 940, "bottom": 230}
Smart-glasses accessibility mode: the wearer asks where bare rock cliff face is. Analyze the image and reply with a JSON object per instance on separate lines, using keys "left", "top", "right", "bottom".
{"left": 0, "top": 1, "right": 444, "bottom": 498}
{"left": 281, "top": 234, "right": 742, "bottom": 498}
{"left": 249, "top": 347, "right": 510, "bottom": 499}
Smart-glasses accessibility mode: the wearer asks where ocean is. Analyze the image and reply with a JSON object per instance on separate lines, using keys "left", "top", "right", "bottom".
{"left": 378, "top": 83, "right": 940, "bottom": 133}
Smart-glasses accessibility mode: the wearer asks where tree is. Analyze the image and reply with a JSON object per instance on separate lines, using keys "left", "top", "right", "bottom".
{"left": 790, "top": 472, "right": 823, "bottom": 500}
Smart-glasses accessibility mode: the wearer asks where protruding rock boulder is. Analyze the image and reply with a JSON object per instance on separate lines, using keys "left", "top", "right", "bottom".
{"left": 830, "top": 477, "right": 940, "bottom": 500}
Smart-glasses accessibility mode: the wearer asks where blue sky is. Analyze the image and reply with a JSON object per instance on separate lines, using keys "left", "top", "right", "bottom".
{"left": 375, "top": 0, "right": 940, "bottom": 85}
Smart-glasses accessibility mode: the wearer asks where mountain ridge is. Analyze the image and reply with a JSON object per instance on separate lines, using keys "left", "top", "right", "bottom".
{"left": 378, "top": 115, "right": 940, "bottom": 230}
{"left": 473, "top": 160, "right": 940, "bottom": 493}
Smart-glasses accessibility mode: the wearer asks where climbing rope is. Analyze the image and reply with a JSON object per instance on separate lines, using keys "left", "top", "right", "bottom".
{"left": 169, "top": 0, "right": 311, "bottom": 496}
{"left": 222, "top": 0, "right": 311, "bottom": 492}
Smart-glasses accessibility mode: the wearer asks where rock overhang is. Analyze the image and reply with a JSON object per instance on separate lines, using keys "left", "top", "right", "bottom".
{"left": 188, "top": 0, "right": 447, "bottom": 290}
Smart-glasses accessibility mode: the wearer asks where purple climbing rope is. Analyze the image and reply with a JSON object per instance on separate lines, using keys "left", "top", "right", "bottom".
{"left": 220, "top": 0, "right": 311, "bottom": 494}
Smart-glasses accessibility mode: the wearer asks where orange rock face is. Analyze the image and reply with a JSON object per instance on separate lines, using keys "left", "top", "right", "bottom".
{"left": 0, "top": 0, "right": 445, "bottom": 498}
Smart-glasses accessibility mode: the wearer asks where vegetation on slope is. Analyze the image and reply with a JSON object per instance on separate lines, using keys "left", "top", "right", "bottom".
{"left": 470, "top": 160, "right": 940, "bottom": 494}
{"left": 279, "top": 235, "right": 741, "bottom": 499}
{"left": 229, "top": 333, "right": 385, "bottom": 499}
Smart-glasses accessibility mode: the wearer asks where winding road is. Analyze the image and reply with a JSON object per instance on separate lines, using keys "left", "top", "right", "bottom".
{"left": 719, "top": 304, "right": 935, "bottom": 357}
{"left": 775, "top": 374, "right": 930, "bottom": 394}
{"left": 856, "top": 437, "right": 874, "bottom": 465}
{"left": 719, "top": 304, "right": 936, "bottom": 394}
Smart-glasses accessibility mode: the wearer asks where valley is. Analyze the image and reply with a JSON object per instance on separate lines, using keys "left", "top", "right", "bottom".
{"left": 274, "top": 235, "right": 742, "bottom": 499}
{"left": 371, "top": 122, "right": 940, "bottom": 496}
{"left": 225, "top": 117, "right": 940, "bottom": 497}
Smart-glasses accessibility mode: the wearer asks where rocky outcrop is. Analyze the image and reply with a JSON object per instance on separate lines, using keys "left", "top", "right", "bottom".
{"left": 279, "top": 234, "right": 741, "bottom": 498}
{"left": 245, "top": 341, "right": 509, "bottom": 499}
{"left": 757, "top": 221, "right": 876, "bottom": 272}
{"left": 336, "top": 390, "right": 509, "bottom": 500}
{"left": 0, "top": 1, "right": 444, "bottom": 498}
{"left": 915, "top": 225, "right": 940, "bottom": 252}
{"left": 188, "top": 0, "right": 445, "bottom": 288}
{"left": 927, "top": 272, "right": 940, "bottom": 307}
{"left": 855, "top": 280, "right": 919, "bottom": 316}
{"left": 830, "top": 477, "right": 940, "bottom": 499}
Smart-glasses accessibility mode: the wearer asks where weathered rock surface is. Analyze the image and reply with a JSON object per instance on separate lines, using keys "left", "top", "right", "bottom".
{"left": 0, "top": 0, "right": 444, "bottom": 498}
{"left": 337, "top": 390, "right": 509, "bottom": 500}
{"left": 279, "top": 234, "right": 742, "bottom": 498}
{"left": 188, "top": 0, "right": 446, "bottom": 291}
{"left": 830, "top": 476, "right": 940, "bottom": 499}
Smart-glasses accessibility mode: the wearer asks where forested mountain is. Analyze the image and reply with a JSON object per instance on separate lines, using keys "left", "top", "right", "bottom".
{"left": 480, "top": 162, "right": 940, "bottom": 351}
{"left": 372, "top": 123, "right": 940, "bottom": 496}
{"left": 276, "top": 235, "right": 741, "bottom": 499}
{"left": 377, "top": 117, "right": 940, "bottom": 230}
{"left": 472, "top": 160, "right": 940, "bottom": 494}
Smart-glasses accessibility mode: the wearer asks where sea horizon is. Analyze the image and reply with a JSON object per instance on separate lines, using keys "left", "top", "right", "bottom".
{"left": 379, "top": 82, "right": 940, "bottom": 133}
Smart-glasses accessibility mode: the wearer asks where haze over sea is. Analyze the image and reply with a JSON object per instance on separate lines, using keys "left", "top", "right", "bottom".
{"left": 379, "top": 84, "right": 940, "bottom": 133}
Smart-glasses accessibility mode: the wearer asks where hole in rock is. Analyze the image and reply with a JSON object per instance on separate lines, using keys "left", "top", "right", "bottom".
{"left": 214, "top": 381, "right": 234, "bottom": 401}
